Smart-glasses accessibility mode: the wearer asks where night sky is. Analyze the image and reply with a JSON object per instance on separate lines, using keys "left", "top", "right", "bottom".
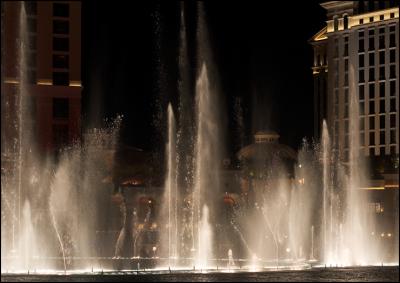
{"left": 82, "top": 1, "right": 326, "bottom": 157}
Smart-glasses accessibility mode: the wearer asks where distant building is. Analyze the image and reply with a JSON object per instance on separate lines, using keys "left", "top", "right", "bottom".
{"left": 2, "top": 1, "right": 82, "bottom": 153}
{"left": 310, "top": 1, "right": 399, "bottom": 261}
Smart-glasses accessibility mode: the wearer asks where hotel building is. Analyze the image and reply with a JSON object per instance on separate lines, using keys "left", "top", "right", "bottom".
{"left": 310, "top": 1, "right": 399, "bottom": 260}
{"left": 1, "top": 1, "right": 82, "bottom": 153}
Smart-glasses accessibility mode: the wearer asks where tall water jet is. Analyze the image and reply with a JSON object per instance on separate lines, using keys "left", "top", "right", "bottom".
{"left": 196, "top": 205, "right": 212, "bottom": 268}
{"left": 161, "top": 104, "right": 178, "bottom": 264}
{"left": 342, "top": 64, "right": 378, "bottom": 265}
{"left": 176, "top": 2, "right": 195, "bottom": 259}
{"left": 192, "top": 1, "right": 221, "bottom": 267}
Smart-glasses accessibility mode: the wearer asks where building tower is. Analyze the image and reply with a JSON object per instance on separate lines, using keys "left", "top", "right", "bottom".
{"left": 2, "top": 1, "right": 81, "bottom": 153}
{"left": 310, "top": 1, "right": 399, "bottom": 261}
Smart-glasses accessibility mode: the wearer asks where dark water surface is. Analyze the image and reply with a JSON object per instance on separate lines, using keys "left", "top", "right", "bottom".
{"left": 1, "top": 266, "right": 399, "bottom": 282}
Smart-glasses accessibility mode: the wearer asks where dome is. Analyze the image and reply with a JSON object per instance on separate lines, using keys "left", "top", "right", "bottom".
{"left": 237, "top": 131, "right": 297, "bottom": 162}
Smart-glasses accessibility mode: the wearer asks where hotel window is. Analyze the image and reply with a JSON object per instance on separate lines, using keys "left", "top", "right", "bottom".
{"left": 345, "top": 120, "right": 349, "bottom": 133}
{"left": 370, "top": 147, "right": 375, "bottom": 156}
{"left": 379, "top": 51, "right": 384, "bottom": 65}
{"left": 344, "top": 89, "right": 349, "bottom": 103}
{"left": 344, "top": 59, "right": 348, "bottom": 71}
{"left": 359, "top": 69, "right": 364, "bottom": 83}
{"left": 53, "top": 20, "right": 69, "bottom": 34}
{"left": 379, "top": 66, "right": 385, "bottom": 80}
{"left": 359, "top": 30, "right": 364, "bottom": 38}
{"left": 369, "top": 101, "right": 375, "bottom": 114}
{"left": 359, "top": 39, "right": 364, "bottom": 52}
{"left": 380, "top": 15, "right": 384, "bottom": 21}
{"left": 344, "top": 15, "right": 348, "bottom": 29}
{"left": 53, "top": 98, "right": 69, "bottom": 119}
{"left": 379, "top": 35, "right": 385, "bottom": 49}
{"left": 369, "top": 68, "right": 375, "bottom": 81}
{"left": 370, "top": 132, "right": 375, "bottom": 145}
{"left": 380, "top": 131, "right": 385, "bottom": 145}
{"left": 389, "top": 25, "right": 396, "bottom": 32}
{"left": 345, "top": 72, "right": 349, "bottom": 86}
{"left": 359, "top": 85, "right": 365, "bottom": 100}
{"left": 370, "top": 116, "right": 375, "bottom": 130}
{"left": 344, "top": 105, "right": 349, "bottom": 118}
{"left": 380, "top": 115, "right": 385, "bottom": 129}
{"left": 53, "top": 3, "right": 69, "bottom": 17}
{"left": 390, "top": 81, "right": 396, "bottom": 96}
{"left": 360, "top": 132, "right": 365, "bottom": 146}
{"left": 369, "top": 84, "right": 375, "bottom": 99}
{"left": 53, "top": 54, "right": 69, "bottom": 68}
{"left": 380, "top": 100, "right": 385, "bottom": 113}
{"left": 390, "top": 98, "right": 396, "bottom": 112}
{"left": 360, "top": 102, "right": 365, "bottom": 115}
{"left": 53, "top": 72, "right": 69, "bottom": 86}
{"left": 369, "top": 37, "right": 375, "bottom": 50}
{"left": 369, "top": 17, "right": 374, "bottom": 23}
{"left": 360, "top": 117, "right": 365, "bottom": 131}
{"left": 390, "top": 13, "right": 395, "bottom": 19}
{"left": 53, "top": 37, "right": 69, "bottom": 51}
{"left": 359, "top": 19, "right": 364, "bottom": 25}
{"left": 344, "top": 43, "right": 348, "bottom": 57}
{"left": 390, "top": 114, "right": 396, "bottom": 128}
{"left": 390, "top": 130, "right": 396, "bottom": 144}
{"left": 379, "top": 82, "right": 385, "bottom": 98}
{"left": 389, "top": 34, "right": 396, "bottom": 47}
{"left": 390, "top": 146, "right": 396, "bottom": 154}
{"left": 359, "top": 54, "right": 364, "bottom": 67}
{"left": 345, "top": 135, "right": 349, "bottom": 148}
{"left": 390, "top": 50, "right": 396, "bottom": 63}
{"left": 369, "top": 53, "right": 375, "bottom": 66}
{"left": 390, "top": 65, "right": 396, "bottom": 78}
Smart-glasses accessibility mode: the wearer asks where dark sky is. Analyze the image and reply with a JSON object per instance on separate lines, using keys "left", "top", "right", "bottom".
{"left": 82, "top": 1, "right": 326, "bottom": 157}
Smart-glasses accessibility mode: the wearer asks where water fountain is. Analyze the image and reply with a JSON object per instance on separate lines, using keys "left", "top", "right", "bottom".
{"left": 1, "top": 1, "right": 398, "bottom": 278}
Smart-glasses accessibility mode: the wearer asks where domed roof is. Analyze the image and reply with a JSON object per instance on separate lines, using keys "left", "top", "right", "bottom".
{"left": 237, "top": 131, "right": 297, "bottom": 162}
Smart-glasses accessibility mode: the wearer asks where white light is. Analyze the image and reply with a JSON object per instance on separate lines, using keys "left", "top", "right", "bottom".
{"left": 299, "top": 164, "right": 302, "bottom": 168}
{"left": 286, "top": 248, "right": 291, "bottom": 253}
{"left": 381, "top": 233, "right": 385, "bottom": 237}
{"left": 388, "top": 233, "right": 392, "bottom": 237}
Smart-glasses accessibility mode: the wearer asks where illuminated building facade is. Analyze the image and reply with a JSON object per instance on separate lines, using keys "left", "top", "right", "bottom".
{"left": 310, "top": 1, "right": 399, "bottom": 260}
{"left": 2, "top": 1, "right": 82, "bottom": 153}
